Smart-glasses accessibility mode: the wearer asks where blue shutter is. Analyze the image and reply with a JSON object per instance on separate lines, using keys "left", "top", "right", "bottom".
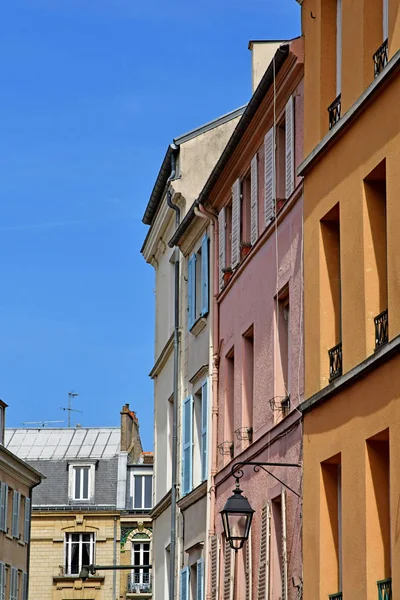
{"left": 201, "top": 235, "right": 209, "bottom": 317}
{"left": 196, "top": 558, "right": 205, "bottom": 600}
{"left": 201, "top": 380, "right": 208, "bottom": 482}
{"left": 0, "top": 562, "right": 5, "bottom": 600}
{"left": 180, "top": 567, "right": 190, "bottom": 600}
{"left": 182, "top": 395, "right": 193, "bottom": 495}
{"left": 188, "top": 254, "right": 197, "bottom": 329}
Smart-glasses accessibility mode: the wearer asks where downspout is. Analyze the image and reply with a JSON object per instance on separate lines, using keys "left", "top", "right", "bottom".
{"left": 113, "top": 516, "right": 117, "bottom": 600}
{"left": 166, "top": 144, "right": 180, "bottom": 600}
{"left": 196, "top": 202, "right": 220, "bottom": 600}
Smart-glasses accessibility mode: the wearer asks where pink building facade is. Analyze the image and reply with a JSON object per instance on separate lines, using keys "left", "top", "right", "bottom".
{"left": 198, "top": 39, "right": 305, "bottom": 600}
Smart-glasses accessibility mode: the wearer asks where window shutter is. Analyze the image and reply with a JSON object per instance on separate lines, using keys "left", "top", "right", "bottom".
{"left": 12, "top": 491, "right": 20, "bottom": 538}
{"left": 180, "top": 567, "right": 190, "bottom": 600}
{"left": 188, "top": 254, "right": 197, "bottom": 330}
{"left": 245, "top": 530, "right": 252, "bottom": 600}
{"left": 196, "top": 558, "right": 205, "bottom": 600}
{"left": 250, "top": 154, "right": 259, "bottom": 245}
{"left": 21, "top": 573, "right": 28, "bottom": 600}
{"left": 0, "top": 562, "right": 5, "bottom": 600}
{"left": 223, "top": 538, "right": 234, "bottom": 600}
{"left": 383, "top": 0, "right": 389, "bottom": 40}
{"left": 285, "top": 96, "right": 295, "bottom": 199}
{"left": 0, "top": 484, "right": 6, "bottom": 532}
{"left": 231, "top": 179, "right": 241, "bottom": 269}
{"left": 24, "top": 497, "right": 31, "bottom": 543}
{"left": 218, "top": 208, "right": 226, "bottom": 291}
{"left": 10, "top": 567, "right": 18, "bottom": 600}
{"left": 336, "top": 0, "right": 342, "bottom": 95}
{"left": 264, "top": 127, "right": 275, "bottom": 225}
{"left": 201, "top": 234, "right": 209, "bottom": 317}
{"left": 210, "top": 535, "right": 220, "bottom": 600}
{"left": 201, "top": 380, "right": 208, "bottom": 482}
{"left": 257, "top": 503, "right": 271, "bottom": 600}
{"left": 281, "top": 489, "right": 288, "bottom": 600}
{"left": 181, "top": 395, "right": 193, "bottom": 495}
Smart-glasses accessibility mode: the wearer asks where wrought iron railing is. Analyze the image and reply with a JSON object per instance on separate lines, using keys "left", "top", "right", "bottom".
{"left": 377, "top": 577, "right": 392, "bottom": 600}
{"left": 329, "top": 593, "right": 342, "bottom": 600}
{"left": 375, "top": 309, "right": 388, "bottom": 349}
{"left": 374, "top": 39, "right": 389, "bottom": 78}
{"left": 329, "top": 342, "right": 343, "bottom": 381}
{"left": 127, "top": 572, "right": 152, "bottom": 593}
{"left": 328, "top": 94, "right": 342, "bottom": 129}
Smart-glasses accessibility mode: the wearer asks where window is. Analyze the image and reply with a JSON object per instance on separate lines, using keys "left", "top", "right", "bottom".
{"left": 276, "top": 287, "right": 290, "bottom": 404}
{"left": 131, "top": 542, "right": 151, "bottom": 591}
{"left": 11, "top": 491, "right": 20, "bottom": 539}
{"left": 0, "top": 563, "right": 5, "bottom": 600}
{"left": 225, "top": 349, "right": 235, "bottom": 448}
{"left": 23, "top": 497, "right": 31, "bottom": 543}
{"left": 65, "top": 533, "right": 95, "bottom": 576}
{"left": 131, "top": 472, "right": 152, "bottom": 509}
{"left": 22, "top": 572, "right": 28, "bottom": 600}
{"left": 0, "top": 483, "right": 8, "bottom": 532}
{"left": 321, "top": 455, "right": 342, "bottom": 598}
{"left": 0, "top": 405, "right": 4, "bottom": 445}
{"left": 10, "top": 567, "right": 18, "bottom": 600}
{"left": 68, "top": 463, "right": 95, "bottom": 502}
{"left": 182, "top": 380, "right": 209, "bottom": 496}
{"left": 190, "top": 558, "right": 204, "bottom": 600}
{"left": 241, "top": 173, "right": 251, "bottom": 247}
{"left": 188, "top": 234, "right": 209, "bottom": 330}
{"left": 242, "top": 327, "right": 254, "bottom": 433}
{"left": 225, "top": 201, "right": 233, "bottom": 269}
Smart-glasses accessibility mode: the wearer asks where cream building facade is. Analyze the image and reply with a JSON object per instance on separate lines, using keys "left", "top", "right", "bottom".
{"left": 141, "top": 106, "right": 244, "bottom": 600}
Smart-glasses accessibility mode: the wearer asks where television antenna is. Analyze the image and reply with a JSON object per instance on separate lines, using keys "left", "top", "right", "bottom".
{"left": 21, "top": 420, "right": 65, "bottom": 428}
{"left": 60, "top": 391, "right": 83, "bottom": 427}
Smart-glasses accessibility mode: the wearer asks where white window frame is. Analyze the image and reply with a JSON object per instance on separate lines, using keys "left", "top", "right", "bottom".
{"left": 65, "top": 532, "right": 95, "bottom": 576}
{"left": 130, "top": 470, "right": 153, "bottom": 509}
{"left": 131, "top": 540, "right": 151, "bottom": 588}
{"left": 68, "top": 463, "right": 95, "bottom": 502}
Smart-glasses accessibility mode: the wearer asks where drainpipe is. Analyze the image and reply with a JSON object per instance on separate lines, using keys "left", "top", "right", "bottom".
{"left": 166, "top": 144, "right": 180, "bottom": 600}
{"left": 113, "top": 516, "right": 117, "bottom": 600}
{"left": 196, "top": 202, "right": 220, "bottom": 600}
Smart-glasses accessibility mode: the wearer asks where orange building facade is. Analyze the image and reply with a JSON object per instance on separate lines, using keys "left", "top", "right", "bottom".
{"left": 298, "top": 0, "right": 400, "bottom": 599}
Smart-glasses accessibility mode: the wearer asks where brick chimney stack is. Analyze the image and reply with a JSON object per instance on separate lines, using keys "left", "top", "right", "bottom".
{"left": 120, "top": 404, "right": 143, "bottom": 463}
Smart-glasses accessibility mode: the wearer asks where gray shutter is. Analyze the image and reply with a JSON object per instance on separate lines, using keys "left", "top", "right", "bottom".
{"left": 12, "top": 491, "right": 19, "bottom": 538}
{"left": 180, "top": 567, "right": 190, "bottom": 600}
{"left": 24, "top": 497, "right": 31, "bottom": 543}
{"left": 0, "top": 484, "right": 6, "bottom": 532}
{"left": 21, "top": 573, "right": 28, "bottom": 600}
{"left": 281, "top": 489, "right": 288, "bottom": 600}
{"left": 188, "top": 254, "right": 196, "bottom": 329}
{"left": 223, "top": 538, "right": 234, "bottom": 600}
{"left": 264, "top": 127, "right": 275, "bottom": 225}
{"left": 231, "top": 179, "right": 241, "bottom": 269}
{"left": 218, "top": 208, "right": 226, "bottom": 291}
{"left": 257, "top": 503, "right": 271, "bottom": 600}
{"left": 0, "top": 562, "right": 5, "bottom": 600}
{"left": 250, "top": 154, "right": 258, "bottom": 245}
{"left": 200, "top": 234, "right": 209, "bottom": 317}
{"left": 10, "top": 567, "right": 18, "bottom": 600}
{"left": 245, "top": 530, "right": 252, "bottom": 600}
{"left": 196, "top": 558, "right": 204, "bottom": 600}
{"left": 285, "top": 96, "right": 295, "bottom": 199}
{"left": 210, "top": 535, "right": 220, "bottom": 600}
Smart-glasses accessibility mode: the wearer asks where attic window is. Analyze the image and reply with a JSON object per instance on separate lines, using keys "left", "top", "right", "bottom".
{"left": 68, "top": 463, "right": 95, "bottom": 502}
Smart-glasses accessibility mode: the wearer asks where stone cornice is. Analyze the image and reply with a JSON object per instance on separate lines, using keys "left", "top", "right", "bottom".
{"left": 177, "top": 481, "right": 207, "bottom": 511}
{"left": 0, "top": 446, "right": 42, "bottom": 488}
{"left": 149, "top": 333, "right": 174, "bottom": 379}
{"left": 149, "top": 488, "right": 172, "bottom": 520}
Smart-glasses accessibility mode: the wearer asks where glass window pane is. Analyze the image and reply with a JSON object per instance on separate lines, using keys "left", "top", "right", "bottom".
{"left": 144, "top": 476, "right": 152, "bottom": 508}
{"left": 134, "top": 550, "right": 140, "bottom": 565}
{"left": 74, "top": 467, "right": 81, "bottom": 499}
{"left": 82, "top": 541, "right": 90, "bottom": 570}
{"left": 134, "top": 476, "right": 142, "bottom": 508}
{"left": 82, "top": 467, "right": 89, "bottom": 499}
{"left": 71, "top": 541, "right": 79, "bottom": 574}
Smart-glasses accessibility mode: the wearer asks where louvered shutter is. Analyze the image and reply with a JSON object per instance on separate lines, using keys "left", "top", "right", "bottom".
{"left": 10, "top": 567, "right": 18, "bottom": 600}
{"left": 0, "top": 563, "right": 5, "bottom": 600}
{"left": 188, "top": 254, "right": 197, "bottom": 329}
{"left": 218, "top": 208, "right": 226, "bottom": 291}
{"left": 231, "top": 179, "right": 241, "bottom": 269}
{"left": 264, "top": 127, "right": 275, "bottom": 225}
{"left": 180, "top": 567, "right": 190, "bottom": 600}
{"left": 281, "top": 490, "right": 288, "bottom": 600}
{"left": 257, "top": 503, "right": 271, "bottom": 600}
{"left": 223, "top": 538, "right": 234, "bottom": 600}
{"left": 196, "top": 558, "right": 204, "bottom": 600}
{"left": 12, "top": 491, "right": 20, "bottom": 538}
{"left": 0, "top": 484, "right": 6, "bottom": 532}
{"left": 245, "top": 530, "right": 252, "bottom": 600}
{"left": 181, "top": 395, "right": 193, "bottom": 495}
{"left": 201, "top": 234, "right": 209, "bottom": 316}
{"left": 21, "top": 573, "right": 28, "bottom": 600}
{"left": 201, "top": 380, "right": 208, "bottom": 482}
{"left": 250, "top": 155, "right": 258, "bottom": 245}
{"left": 24, "top": 497, "right": 31, "bottom": 543}
{"left": 285, "top": 96, "right": 295, "bottom": 199}
{"left": 210, "top": 535, "right": 220, "bottom": 600}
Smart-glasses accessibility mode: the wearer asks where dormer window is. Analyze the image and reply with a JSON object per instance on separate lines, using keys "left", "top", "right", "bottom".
{"left": 68, "top": 462, "right": 96, "bottom": 502}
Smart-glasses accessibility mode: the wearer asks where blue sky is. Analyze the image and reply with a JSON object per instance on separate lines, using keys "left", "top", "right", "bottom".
{"left": 0, "top": 0, "right": 300, "bottom": 450}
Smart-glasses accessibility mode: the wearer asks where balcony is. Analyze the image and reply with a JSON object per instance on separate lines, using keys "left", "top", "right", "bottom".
{"left": 378, "top": 578, "right": 392, "bottom": 600}
{"left": 329, "top": 342, "right": 343, "bottom": 382}
{"left": 374, "top": 39, "right": 389, "bottom": 78}
{"left": 127, "top": 573, "right": 152, "bottom": 595}
{"left": 375, "top": 309, "right": 388, "bottom": 349}
{"left": 328, "top": 94, "right": 341, "bottom": 130}
{"left": 329, "top": 594, "right": 342, "bottom": 600}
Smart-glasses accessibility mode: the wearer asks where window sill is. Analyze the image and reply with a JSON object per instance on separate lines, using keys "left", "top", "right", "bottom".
{"left": 189, "top": 316, "right": 207, "bottom": 337}
{"left": 17, "top": 539, "right": 25, "bottom": 546}
{"left": 177, "top": 480, "right": 207, "bottom": 510}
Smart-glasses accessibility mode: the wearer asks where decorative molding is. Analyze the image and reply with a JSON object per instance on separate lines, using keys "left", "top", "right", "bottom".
{"left": 149, "top": 488, "right": 172, "bottom": 520}
{"left": 149, "top": 333, "right": 174, "bottom": 379}
{"left": 177, "top": 480, "right": 207, "bottom": 511}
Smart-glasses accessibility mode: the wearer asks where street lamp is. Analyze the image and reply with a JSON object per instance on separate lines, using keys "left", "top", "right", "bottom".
{"left": 220, "top": 482, "right": 254, "bottom": 551}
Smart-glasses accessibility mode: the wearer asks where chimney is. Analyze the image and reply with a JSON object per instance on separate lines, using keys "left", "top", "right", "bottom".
{"left": 120, "top": 404, "right": 143, "bottom": 462}
{"left": 248, "top": 40, "right": 283, "bottom": 93}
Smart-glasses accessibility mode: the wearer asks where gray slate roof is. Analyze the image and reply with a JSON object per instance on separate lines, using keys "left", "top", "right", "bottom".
{"left": 5, "top": 427, "right": 120, "bottom": 461}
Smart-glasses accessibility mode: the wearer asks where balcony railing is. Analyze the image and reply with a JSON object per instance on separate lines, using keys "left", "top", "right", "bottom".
{"left": 329, "top": 593, "right": 342, "bottom": 600}
{"left": 375, "top": 309, "right": 388, "bottom": 349}
{"left": 127, "top": 572, "right": 152, "bottom": 594}
{"left": 328, "top": 94, "right": 341, "bottom": 129}
{"left": 378, "top": 577, "right": 392, "bottom": 600}
{"left": 374, "top": 39, "right": 389, "bottom": 78}
{"left": 329, "top": 342, "right": 343, "bottom": 381}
